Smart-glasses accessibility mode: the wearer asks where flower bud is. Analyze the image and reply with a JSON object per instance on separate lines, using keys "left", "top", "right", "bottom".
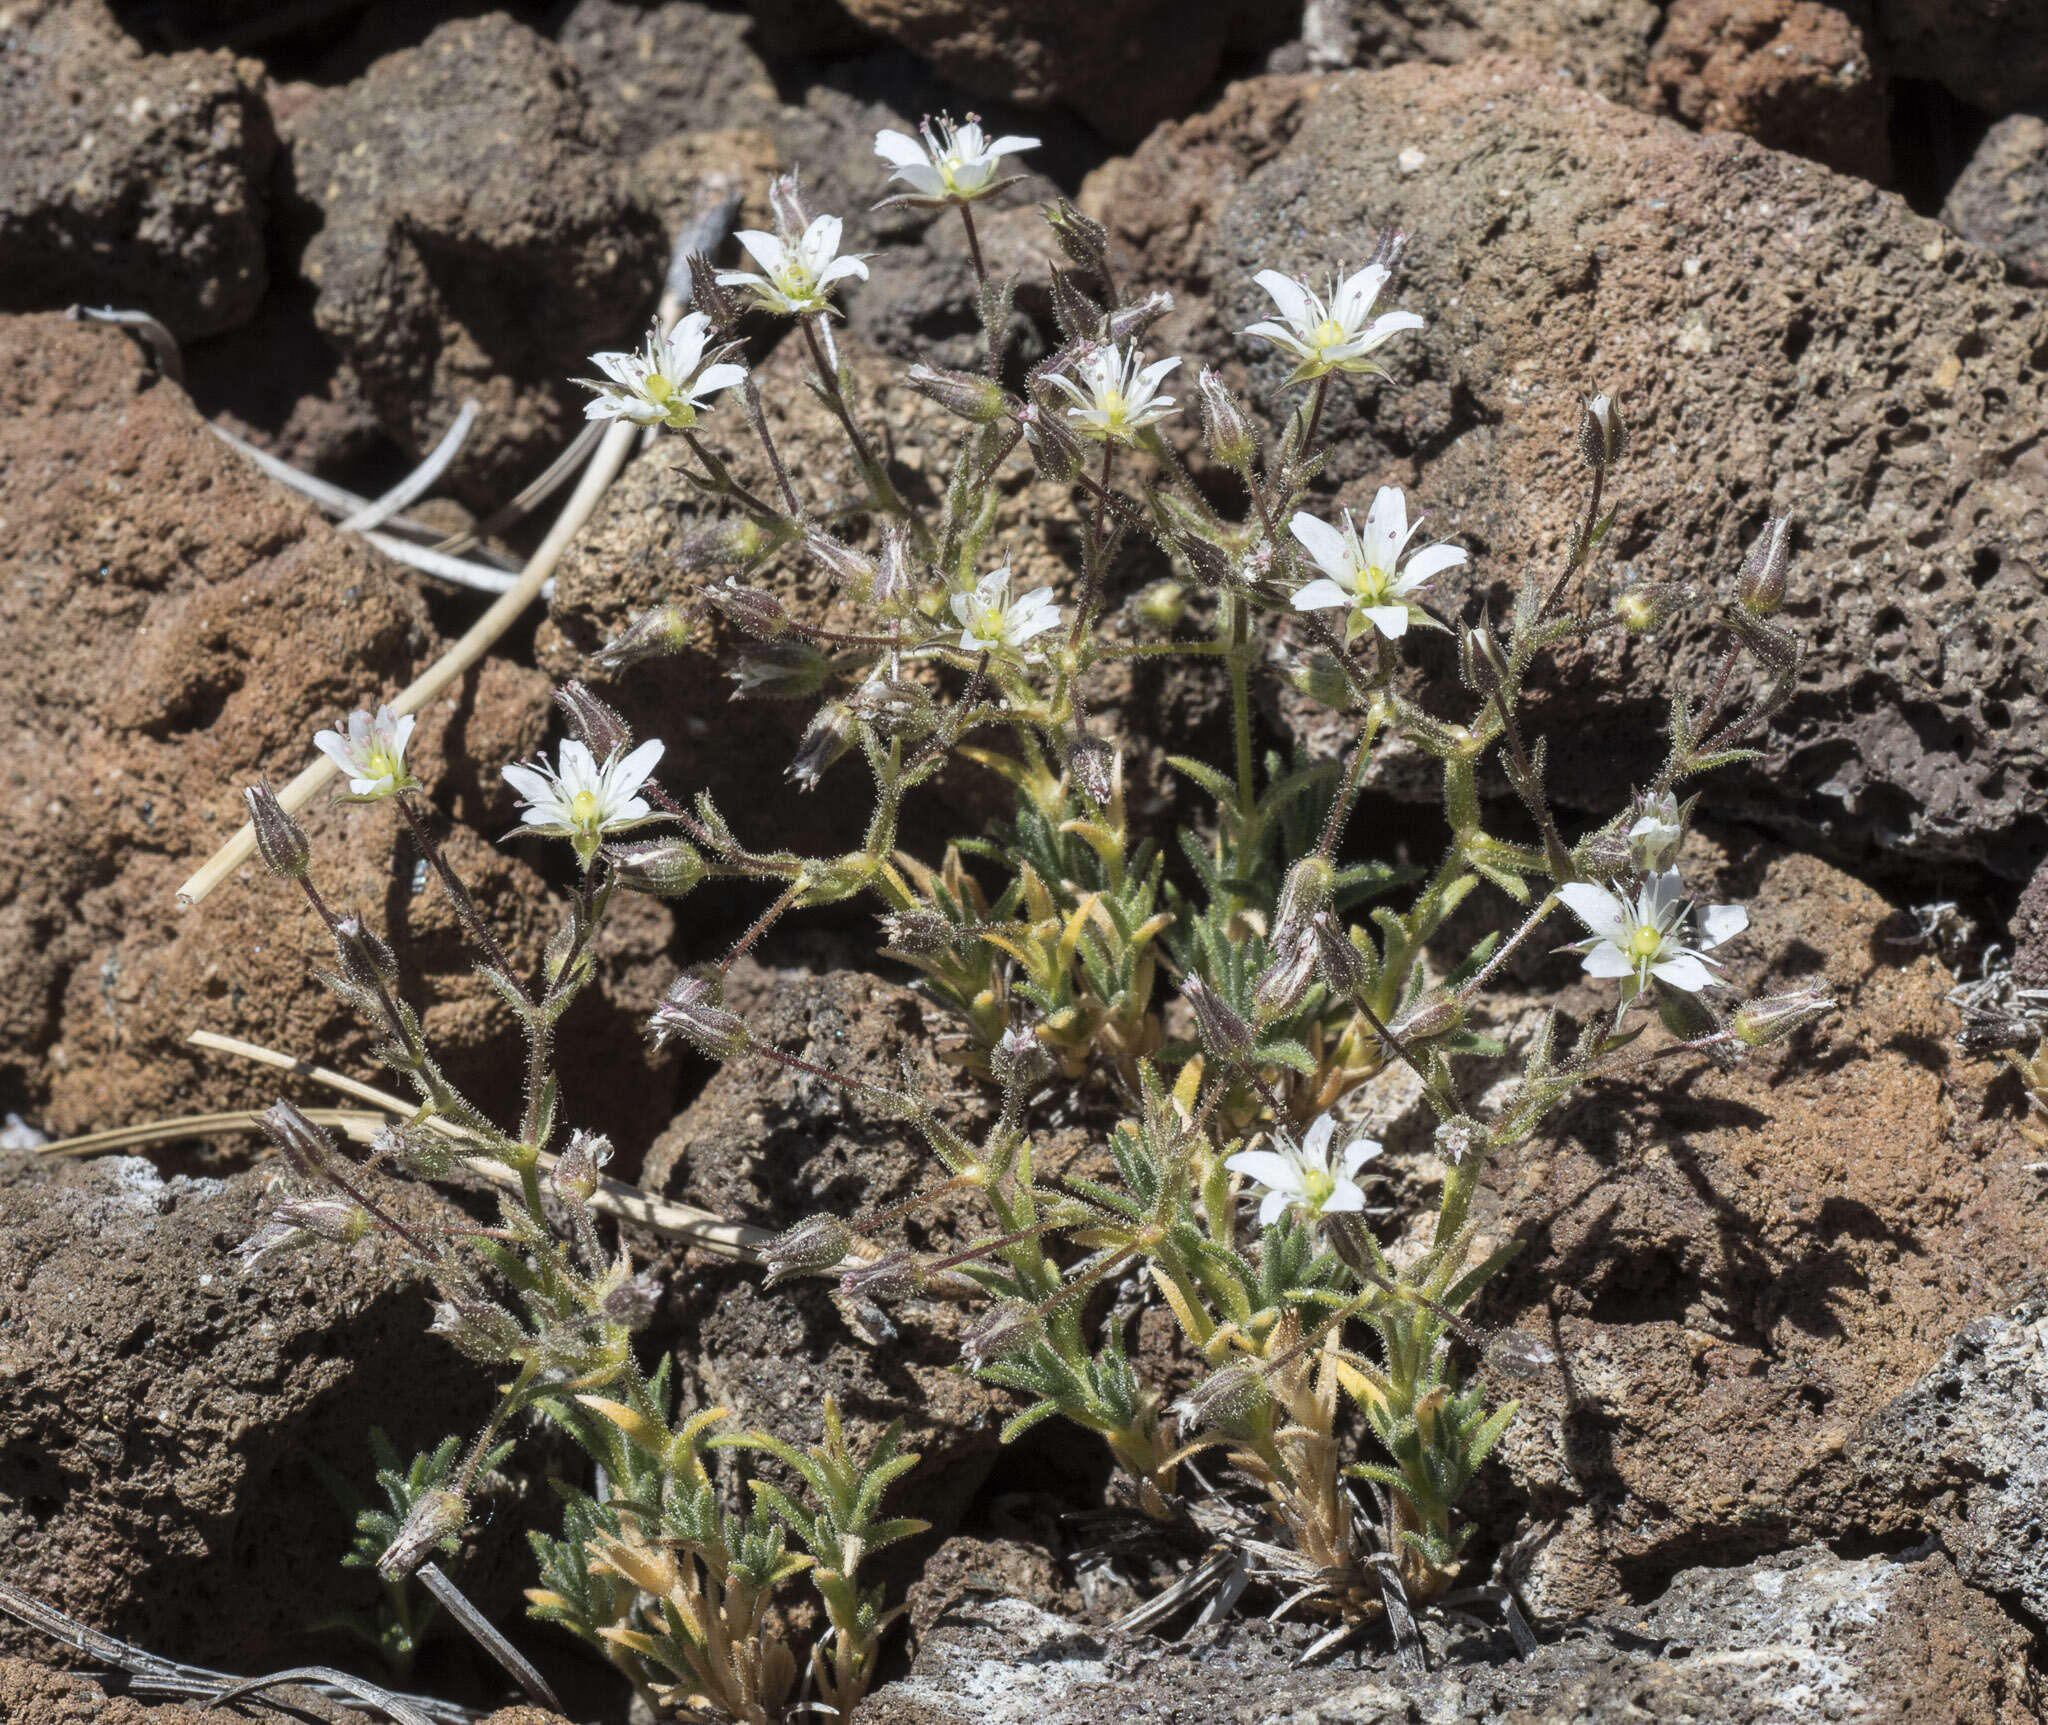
{"left": 1458, "top": 623, "right": 1508, "bottom": 696}
{"left": 704, "top": 579, "right": 790, "bottom": 639}
{"left": 907, "top": 361, "right": 1015, "bottom": 423}
{"left": 1066, "top": 733, "right": 1117, "bottom": 806}
{"left": 1388, "top": 995, "right": 1463, "bottom": 1044}
{"left": 554, "top": 681, "right": 633, "bottom": 760}
{"left": 257, "top": 1099, "right": 337, "bottom": 1178}
{"left": 880, "top": 909, "right": 956, "bottom": 957}
{"left": 991, "top": 1025, "right": 1051, "bottom": 1091}
{"left": 763, "top": 1214, "right": 855, "bottom": 1286}
{"left": 1737, "top": 515, "right": 1792, "bottom": 615}
{"left": 788, "top": 700, "right": 856, "bottom": 791}
{"left": 1137, "top": 579, "right": 1186, "bottom": 630}
{"left": 849, "top": 675, "right": 934, "bottom": 743}
{"left": 1731, "top": 987, "right": 1835, "bottom": 1048}
{"left": 839, "top": 1249, "right": 924, "bottom": 1301}
{"left": 333, "top": 914, "right": 399, "bottom": 993}
{"left": 596, "top": 603, "right": 693, "bottom": 671}
{"left": 1485, "top": 1329, "right": 1558, "bottom": 1378}
{"left": 1183, "top": 975, "right": 1254, "bottom": 1062}
{"left": 270, "top": 1197, "right": 372, "bottom": 1244}
{"left": 605, "top": 836, "right": 707, "bottom": 898}
{"left": 1197, "top": 369, "right": 1256, "bottom": 469}
{"left": 1173, "top": 1360, "right": 1269, "bottom": 1434}
{"left": 1274, "top": 856, "right": 1336, "bottom": 946}
{"left": 1626, "top": 792, "right": 1682, "bottom": 873}
{"left": 1310, "top": 911, "right": 1369, "bottom": 998}
{"left": 378, "top": 1487, "right": 467, "bottom": 1582}
{"left": 602, "top": 1267, "right": 663, "bottom": 1331}
{"left": 550, "top": 1129, "right": 613, "bottom": 1205}
{"left": 1576, "top": 393, "right": 1628, "bottom": 469}
{"left": 244, "top": 781, "right": 310, "bottom": 880}
{"left": 1106, "top": 289, "right": 1174, "bottom": 344}
{"left": 1020, "top": 397, "right": 1084, "bottom": 483}
{"left": 429, "top": 1292, "right": 528, "bottom": 1365}
{"left": 1048, "top": 267, "right": 1104, "bottom": 339}
{"left": 1284, "top": 653, "right": 1355, "bottom": 709}
{"left": 686, "top": 252, "right": 739, "bottom": 330}
{"left": 372, "top": 1122, "right": 455, "bottom": 1179}
{"left": 1043, "top": 199, "right": 1110, "bottom": 277}
{"left": 960, "top": 1300, "right": 1041, "bottom": 1368}
{"left": 1252, "top": 930, "right": 1318, "bottom": 1021}
{"left": 648, "top": 968, "right": 748, "bottom": 1061}
{"left": 874, "top": 522, "right": 916, "bottom": 608}
{"left": 803, "top": 531, "right": 878, "bottom": 593}
{"left": 728, "top": 640, "right": 831, "bottom": 701}
{"left": 768, "top": 171, "right": 809, "bottom": 239}
{"left": 1174, "top": 531, "right": 1234, "bottom": 590}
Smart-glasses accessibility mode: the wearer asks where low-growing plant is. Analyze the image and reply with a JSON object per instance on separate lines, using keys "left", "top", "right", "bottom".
{"left": 229, "top": 116, "right": 1832, "bottom": 1714}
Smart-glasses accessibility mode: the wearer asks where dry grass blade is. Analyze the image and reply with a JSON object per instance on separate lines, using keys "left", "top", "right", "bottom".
{"left": 359, "top": 529, "right": 525, "bottom": 594}
{"left": 340, "top": 400, "right": 480, "bottom": 533}
{"left": 36, "top": 1107, "right": 381, "bottom": 1158}
{"left": 65, "top": 304, "right": 183, "bottom": 382}
{"left": 417, "top": 1561, "right": 562, "bottom": 1714}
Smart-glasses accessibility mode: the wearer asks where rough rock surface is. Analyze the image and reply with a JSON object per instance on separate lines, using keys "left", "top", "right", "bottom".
{"left": 0, "top": 1151, "right": 498, "bottom": 1669}
{"left": 1468, "top": 833, "right": 2048, "bottom": 1612}
{"left": 1646, "top": 0, "right": 1891, "bottom": 183}
{"left": 1875, "top": 0, "right": 2048, "bottom": 116}
{"left": 2016, "top": 851, "right": 2048, "bottom": 988}
{"left": 283, "top": 13, "right": 667, "bottom": 503}
{"left": 812, "top": 0, "right": 1273, "bottom": 148}
{"left": 0, "top": 1659, "right": 569, "bottom": 1725}
{"left": 1296, "top": 0, "right": 1659, "bottom": 105}
{"left": 1853, "top": 1297, "right": 2048, "bottom": 1628}
{"left": 1943, "top": 114, "right": 2048, "bottom": 288}
{"left": 0, "top": 312, "right": 678, "bottom": 1152}
{"left": 863, "top": 1546, "right": 2039, "bottom": 1723}
{"left": 0, "top": 0, "right": 274, "bottom": 339}
{"left": 1090, "top": 58, "right": 2048, "bottom": 882}
{"left": 554, "top": 0, "right": 781, "bottom": 155}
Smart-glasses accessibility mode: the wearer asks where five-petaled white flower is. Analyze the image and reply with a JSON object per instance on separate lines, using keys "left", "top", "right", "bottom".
{"left": 950, "top": 566, "right": 1061, "bottom": 658}
{"left": 1289, "top": 488, "right": 1466, "bottom": 642}
{"left": 1558, "top": 868, "right": 1748, "bottom": 1012}
{"left": 718, "top": 215, "right": 869, "bottom": 318}
{"left": 577, "top": 313, "right": 746, "bottom": 431}
{"left": 1045, "top": 345, "right": 1181, "bottom": 444}
{"left": 314, "top": 705, "right": 416, "bottom": 800}
{"left": 874, "top": 114, "right": 1039, "bottom": 205}
{"left": 503, "top": 738, "right": 666, "bottom": 864}
{"left": 1244, "top": 264, "right": 1424, "bottom": 386}
{"left": 1226, "top": 1113, "right": 1382, "bottom": 1228}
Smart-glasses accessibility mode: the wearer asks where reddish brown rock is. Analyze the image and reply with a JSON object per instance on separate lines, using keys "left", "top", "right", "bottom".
{"left": 1647, "top": 0, "right": 1891, "bottom": 183}
{"left": 0, "top": 312, "right": 677, "bottom": 1153}
{"left": 0, "top": 1, "right": 273, "bottom": 340}
{"left": 1299, "top": 0, "right": 1659, "bottom": 103}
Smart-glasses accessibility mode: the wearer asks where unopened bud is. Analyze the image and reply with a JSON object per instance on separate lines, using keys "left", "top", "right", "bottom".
{"left": 1106, "top": 289, "right": 1174, "bottom": 344}
{"left": 648, "top": 968, "right": 748, "bottom": 1061}
{"left": 378, "top": 1487, "right": 467, "bottom": 1582}
{"left": 333, "top": 914, "right": 399, "bottom": 992}
{"left": 880, "top": 909, "right": 956, "bottom": 957}
{"left": 874, "top": 522, "right": 916, "bottom": 607}
{"left": 839, "top": 1249, "right": 924, "bottom": 1301}
{"left": 1731, "top": 987, "right": 1834, "bottom": 1048}
{"left": 429, "top": 1293, "right": 527, "bottom": 1365}
{"left": 991, "top": 1025, "right": 1050, "bottom": 1090}
{"left": 1485, "top": 1329, "right": 1558, "bottom": 1378}
{"left": 1285, "top": 653, "right": 1355, "bottom": 709}
{"left": 687, "top": 253, "right": 739, "bottom": 329}
{"left": 1066, "top": 733, "right": 1117, "bottom": 806}
{"left": 1576, "top": 393, "right": 1628, "bottom": 468}
{"left": 849, "top": 675, "right": 933, "bottom": 742}
{"left": 244, "top": 781, "right": 310, "bottom": 880}
{"left": 601, "top": 1267, "right": 662, "bottom": 1330}
{"left": 704, "top": 579, "right": 789, "bottom": 639}
{"left": 1197, "top": 369, "right": 1255, "bottom": 469}
{"left": 1137, "top": 579, "right": 1186, "bottom": 629}
{"left": 728, "top": 640, "right": 830, "bottom": 700}
{"left": 1048, "top": 268, "right": 1104, "bottom": 339}
{"left": 1737, "top": 516, "right": 1792, "bottom": 616}
{"left": 907, "top": 362, "right": 1016, "bottom": 424}
{"left": 960, "top": 1300, "right": 1041, "bottom": 1368}
{"left": 1021, "top": 397, "right": 1084, "bottom": 483}
{"left": 1458, "top": 624, "right": 1508, "bottom": 695}
{"left": 1310, "top": 911, "right": 1369, "bottom": 998}
{"left": 605, "top": 836, "right": 707, "bottom": 898}
{"left": 803, "top": 531, "right": 878, "bottom": 593}
{"left": 1175, "top": 531, "right": 1234, "bottom": 589}
{"left": 1388, "top": 995, "right": 1462, "bottom": 1044}
{"left": 1183, "top": 975, "right": 1254, "bottom": 1061}
{"left": 788, "top": 701, "right": 855, "bottom": 791}
{"left": 1627, "top": 792, "right": 1682, "bottom": 873}
{"left": 257, "top": 1099, "right": 337, "bottom": 1178}
{"left": 550, "top": 1129, "right": 612, "bottom": 1205}
{"left": 1252, "top": 930, "right": 1319, "bottom": 1021}
{"left": 553, "top": 680, "right": 633, "bottom": 761}
{"left": 1042, "top": 199, "right": 1110, "bottom": 278}
{"left": 1274, "top": 856, "right": 1337, "bottom": 946}
{"left": 372, "top": 1122, "right": 455, "bottom": 1179}
{"left": 271, "top": 1197, "right": 372, "bottom": 1244}
{"left": 763, "top": 1214, "right": 855, "bottom": 1286}
{"left": 596, "top": 603, "right": 692, "bottom": 671}
{"left": 768, "top": 171, "right": 809, "bottom": 240}
{"left": 1173, "top": 1360, "right": 1269, "bottom": 1433}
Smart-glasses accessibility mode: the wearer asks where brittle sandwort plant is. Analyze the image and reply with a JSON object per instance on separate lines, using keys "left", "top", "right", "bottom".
{"left": 226, "top": 118, "right": 1836, "bottom": 1713}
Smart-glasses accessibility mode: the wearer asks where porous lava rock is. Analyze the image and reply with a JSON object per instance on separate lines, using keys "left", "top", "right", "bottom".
{"left": 0, "top": 312, "right": 678, "bottom": 1152}
{"left": 0, "top": 1151, "right": 497, "bottom": 1670}
{"left": 863, "top": 1546, "right": 2039, "bottom": 1722}
{"left": 0, "top": 0, "right": 274, "bottom": 339}
{"left": 2015, "top": 850, "right": 2048, "bottom": 987}
{"left": 282, "top": 13, "right": 668, "bottom": 504}
{"left": 1874, "top": 0, "right": 2048, "bottom": 117}
{"left": 1943, "top": 113, "right": 2048, "bottom": 288}
{"left": 554, "top": 0, "right": 781, "bottom": 155}
{"left": 1089, "top": 57, "right": 2048, "bottom": 882}
{"left": 1297, "top": 0, "right": 1659, "bottom": 104}
{"left": 1469, "top": 833, "right": 2048, "bottom": 1612}
{"left": 1646, "top": 0, "right": 1891, "bottom": 183}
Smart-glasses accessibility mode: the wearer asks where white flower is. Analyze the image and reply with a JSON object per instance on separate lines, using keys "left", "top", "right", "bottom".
{"left": 874, "top": 114, "right": 1038, "bottom": 205}
{"left": 502, "top": 738, "right": 665, "bottom": 863}
{"left": 950, "top": 566, "right": 1061, "bottom": 658}
{"left": 1044, "top": 345, "right": 1181, "bottom": 444}
{"left": 1244, "top": 264, "right": 1424, "bottom": 386}
{"left": 717, "top": 214, "right": 868, "bottom": 318}
{"left": 1557, "top": 868, "right": 1749, "bottom": 1011}
{"left": 1226, "top": 1113, "right": 1381, "bottom": 1228}
{"left": 1627, "top": 793, "right": 1682, "bottom": 873}
{"left": 314, "top": 705, "right": 416, "bottom": 800}
{"left": 576, "top": 313, "right": 746, "bottom": 431}
{"left": 1289, "top": 488, "right": 1466, "bottom": 642}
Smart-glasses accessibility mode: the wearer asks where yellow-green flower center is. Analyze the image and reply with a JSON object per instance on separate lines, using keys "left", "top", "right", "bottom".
{"left": 571, "top": 789, "right": 601, "bottom": 827}
{"left": 1628, "top": 925, "right": 1664, "bottom": 961}
{"left": 1300, "top": 1164, "right": 1335, "bottom": 1211}
{"left": 363, "top": 748, "right": 400, "bottom": 784}
{"left": 645, "top": 374, "right": 674, "bottom": 404}
{"left": 1311, "top": 317, "right": 1347, "bottom": 351}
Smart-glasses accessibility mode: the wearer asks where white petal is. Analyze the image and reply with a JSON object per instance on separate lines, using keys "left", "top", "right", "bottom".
{"left": 313, "top": 732, "right": 354, "bottom": 771}
{"left": 802, "top": 214, "right": 842, "bottom": 266}
{"left": 691, "top": 362, "right": 748, "bottom": 398}
{"left": 1359, "top": 310, "right": 1426, "bottom": 348}
{"left": 1640, "top": 868, "right": 1684, "bottom": 927}
{"left": 1258, "top": 1190, "right": 1292, "bottom": 1227}
{"left": 1363, "top": 486, "right": 1408, "bottom": 576}
{"left": 1651, "top": 954, "right": 1714, "bottom": 992}
{"left": 1299, "top": 1114, "right": 1337, "bottom": 1164}
{"left": 1288, "top": 511, "right": 1354, "bottom": 582}
{"left": 557, "top": 738, "right": 600, "bottom": 792}
{"left": 1401, "top": 542, "right": 1467, "bottom": 583}
{"left": 501, "top": 762, "right": 554, "bottom": 804}
{"left": 1226, "top": 1149, "right": 1304, "bottom": 1193}
{"left": 612, "top": 737, "right": 666, "bottom": 793}
{"left": 819, "top": 255, "right": 868, "bottom": 285}
{"left": 1290, "top": 578, "right": 1352, "bottom": 613}
{"left": 735, "top": 230, "right": 788, "bottom": 276}
{"left": 894, "top": 162, "right": 949, "bottom": 197}
{"left": 1581, "top": 943, "right": 1635, "bottom": 979}
{"left": 1242, "top": 320, "right": 1311, "bottom": 357}
{"left": 1136, "top": 355, "right": 1182, "bottom": 392}
{"left": 983, "top": 134, "right": 1040, "bottom": 158}
{"left": 1253, "top": 270, "right": 1315, "bottom": 333}
{"left": 1321, "top": 1179, "right": 1367, "bottom": 1214}
{"left": 1363, "top": 605, "right": 1411, "bottom": 639}
{"left": 1558, "top": 882, "right": 1630, "bottom": 944}
{"left": 1697, "top": 904, "right": 1749, "bottom": 949}
{"left": 1331, "top": 263, "right": 1388, "bottom": 327}
{"left": 874, "top": 128, "right": 929, "bottom": 167}
{"left": 1339, "top": 1136, "right": 1382, "bottom": 1176}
